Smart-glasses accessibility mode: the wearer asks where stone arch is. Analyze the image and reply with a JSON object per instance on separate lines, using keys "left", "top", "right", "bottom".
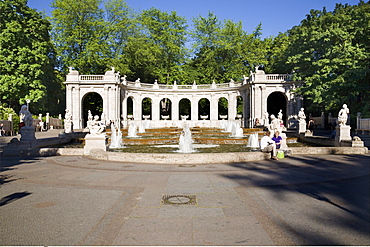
{"left": 142, "top": 97, "right": 152, "bottom": 120}
{"left": 126, "top": 96, "right": 134, "bottom": 117}
{"left": 179, "top": 98, "right": 191, "bottom": 120}
{"left": 267, "top": 92, "right": 287, "bottom": 125}
{"left": 82, "top": 92, "right": 103, "bottom": 127}
{"left": 160, "top": 98, "right": 172, "bottom": 120}
{"left": 198, "top": 98, "right": 210, "bottom": 120}
{"left": 218, "top": 97, "right": 228, "bottom": 120}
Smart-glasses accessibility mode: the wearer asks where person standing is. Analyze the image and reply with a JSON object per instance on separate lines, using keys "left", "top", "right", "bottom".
{"left": 308, "top": 119, "right": 315, "bottom": 133}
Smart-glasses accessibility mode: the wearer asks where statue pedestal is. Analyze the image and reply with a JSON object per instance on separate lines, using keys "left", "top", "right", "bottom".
{"left": 84, "top": 134, "right": 107, "bottom": 155}
{"left": 335, "top": 126, "right": 351, "bottom": 147}
{"left": 280, "top": 133, "right": 288, "bottom": 149}
{"left": 298, "top": 122, "right": 306, "bottom": 133}
{"left": 64, "top": 121, "right": 73, "bottom": 133}
{"left": 20, "top": 126, "right": 36, "bottom": 141}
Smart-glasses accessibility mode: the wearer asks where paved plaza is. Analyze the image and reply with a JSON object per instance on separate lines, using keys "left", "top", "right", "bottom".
{"left": 1, "top": 141, "right": 369, "bottom": 245}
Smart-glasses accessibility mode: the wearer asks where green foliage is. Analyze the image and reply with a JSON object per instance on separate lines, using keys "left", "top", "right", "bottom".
{"left": 0, "top": 103, "right": 20, "bottom": 131}
{"left": 189, "top": 13, "right": 270, "bottom": 83}
{"left": 0, "top": 0, "right": 60, "bottom": 114}
{"left": 270, "top": 1, "right": 370, "bottom": 116}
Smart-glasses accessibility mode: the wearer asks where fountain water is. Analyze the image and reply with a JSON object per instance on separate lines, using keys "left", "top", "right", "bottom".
{"left": 138, "top": 122, "right": 145, "bottom": 133}
{"left": 247, "top": 133, "right": 260, "bottom": 148}
{"left": 128, "top": 122, "right": 138, "bottom": 137}
{"left": 109, "top": 123, "right": 124, "bottom": 148}
{"left": 232, "top": 122, "right": 244, "bottom": 137}
{"left": 178, "top": 124, "right": 194, "bottom": 153}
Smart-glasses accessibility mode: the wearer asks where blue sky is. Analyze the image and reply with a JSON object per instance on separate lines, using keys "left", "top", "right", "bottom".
{"left": 28, "top": 0, "right": 361, "bottom": 38}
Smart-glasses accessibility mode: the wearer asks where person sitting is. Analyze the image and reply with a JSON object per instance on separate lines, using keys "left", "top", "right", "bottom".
{"left": 254, "top": 118, "right": 261, "bottom": 127}
{"left": 272, "top": 131, "right": 282, "bottom": 149}
{"left": 0, "top": 123, "right": 5, "bottom": 136}
{"left": 260, "top": 131, "right": 278, "bottom": 160}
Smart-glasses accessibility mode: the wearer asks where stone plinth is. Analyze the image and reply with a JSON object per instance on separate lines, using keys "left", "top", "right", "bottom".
{"left": 280, "top": 133, "right": 288, "bottom": 149}
{"left": 298, "top": 122, "right": 306, "bottom": 133}
{"left": 335, "top": 126, "right": 352, "bottom": 147}
{"left": 84, "top": 134, "right": 108, "bottom": 155}
{"left": 20, "top": 126, "right": 36, "bottom": 141}
{"left": 64, "top": 121, "right": 73, "bottom": 133}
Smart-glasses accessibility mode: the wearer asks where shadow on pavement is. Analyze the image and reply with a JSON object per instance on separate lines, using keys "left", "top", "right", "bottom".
{"left": 223, "top": 154, "right": 370, "bottom": 245}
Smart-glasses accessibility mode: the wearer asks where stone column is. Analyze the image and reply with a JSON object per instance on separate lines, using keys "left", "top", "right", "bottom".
{"left": 210, "top": 93, "right": 218, "bottom": 121}
{"left": 72, "top": 86, "right": 81, "bottom": 129}
{"left": 357, "top": 112, "right": 361, "bottom": 129}
{"left": 132, "top": 94, "right": 141, "bottom": 121}
{"left": 228, "top": 92, "right": 236, "bottom": 120}
{"left": 321, "top": 112, "right": 325, "bottom": 129}
{"left": 172, "top": 97, "right": 179, "bottom": 121}
{"left": 152, "top": 96, "right": 160, "bottom": 122}
{"left": 191, "top": 96, "right": 198, "bottom": 121}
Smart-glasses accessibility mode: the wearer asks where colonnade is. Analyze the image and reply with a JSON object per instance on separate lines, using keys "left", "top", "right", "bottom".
{"left": 64, "top": 67, "right": 302, "bottom": 129}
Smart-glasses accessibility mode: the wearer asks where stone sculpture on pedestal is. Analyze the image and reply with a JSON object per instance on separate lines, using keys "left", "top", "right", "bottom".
{"left": 19, "top": 105, "right": 36, "bottom": 141}
{"left": 64, "top": 109, "right": 73, "bottom": 133}
{"left": 84, "top": 114, "right": 107, "bottom": 154}
{"left": 298, "top": 108, "right": 306, "bottom": 133}
{"left": 335, "top": 104, "right": 352, "bottom": 146}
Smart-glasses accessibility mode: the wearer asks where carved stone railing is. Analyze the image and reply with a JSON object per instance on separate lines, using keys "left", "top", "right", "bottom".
{"left": 80, "top": 75, "right": 104, "bottom": 81}
{"left": 125, "top": 81, "right": 242, "bottom": 90}
{"left": 265, "top": 74, "right": 291, "bottom": 81}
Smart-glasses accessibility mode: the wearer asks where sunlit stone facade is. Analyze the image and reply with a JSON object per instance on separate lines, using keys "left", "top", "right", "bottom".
{"left": 64, "top": 67, "right": 303, "bottom": 129}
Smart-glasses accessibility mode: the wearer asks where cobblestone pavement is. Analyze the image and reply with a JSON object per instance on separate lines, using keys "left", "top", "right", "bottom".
{"left": 1, "top": 153, "right": 369, "bottom": 245}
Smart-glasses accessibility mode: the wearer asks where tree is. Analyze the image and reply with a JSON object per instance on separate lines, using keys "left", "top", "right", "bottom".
{"left": 138, "top": 8, "right": 188, "bottom": 84}
{"left": 0, "top": 0, "right": 60, "bottom": 113}
{"left": 284, "top": 2, "right": 370, "bottom": 115}
{"left": 190, "top": 13, "right": 271, "bottom": 83}
{"left": 51, "top": 0, "right": 108, "bottom": 74}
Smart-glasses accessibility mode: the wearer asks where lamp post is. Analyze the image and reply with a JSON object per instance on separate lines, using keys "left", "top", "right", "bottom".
{"left": 26, "top": 99, "right": 30, "bottom": 110}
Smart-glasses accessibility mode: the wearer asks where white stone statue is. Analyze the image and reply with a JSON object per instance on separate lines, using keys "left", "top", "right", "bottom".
{"left": 278, "top": 109, "right": 283, "bottom": 120}
{"left": 88, "top": 110, "right": 93, "bottom": 121}
{"left": 19, "top": 105, "right": 33, "bottom": 127}
{"left": 64, "top": 109, "right": 73, "bottom": 133}
{"left": 269, "top": 114, "right": 281, "bottom": 134}
{"left": 65, "top": 109, "right": 72, "bottom": 121}
{"left": 89, "top": 115, "right": 105, "bottom": 135}
{"left": 298, "top": 108, "right": 306, "bottom": 123}
{"left": 263, "top": 111, "right": 269, "bottom": 126}
{"left": 338, "top": 104, "right": 349, "bottom": 126}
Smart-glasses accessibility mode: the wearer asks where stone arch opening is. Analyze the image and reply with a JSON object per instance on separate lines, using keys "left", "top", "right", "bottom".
{"left": 267, "top": 92, "right": 287, "bottom": 125}
{"left": 127, "top": 97, "right": 133, "bottom": 117}
{"left": 160, "top": 98, "right": 172, "bottom": 120}
{"left": 179, "top": 98, "right": 191, "bottom": 120}
{"left": 236, "top": 96, "right": 243, "bottom": 118}
{"left": 142, "top": 97, "right": 152, "bottom": 120}
{"left": 218, "top": 97, "right": 228, "bottom": 120}
{"left": 82, "top": 92, "right": 103, "bottom": 127}
{"left": 198, "top": 98, "right": 210, "bottom": 120}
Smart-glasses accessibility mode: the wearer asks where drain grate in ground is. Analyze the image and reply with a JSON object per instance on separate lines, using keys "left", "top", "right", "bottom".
{"left": 161, "top": 194, "right": 197, "bottom": 205}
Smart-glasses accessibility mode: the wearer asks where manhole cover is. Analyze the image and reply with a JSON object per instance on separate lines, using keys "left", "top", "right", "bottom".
{"left": 178, "top": 164, "right": 196, "bottom": 167}
{"left": 161, "top": 195, "right": 197, "bottom": 205}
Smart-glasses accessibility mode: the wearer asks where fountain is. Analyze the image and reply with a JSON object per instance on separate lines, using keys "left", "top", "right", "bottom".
{"left": 232, "top": 122, "right": 244, "bottom": 137}
{"left": 109, "top": 123, "right": 124, "bottom": 148}
{"left": 178, "top": 124, "right": 194, "bottom": 153}
{"left": 247, "top": 133, "right": 260, "bottom": 148}
{"left": 128, "top": 122, "right": 138, "bottom": 137}
{"left": 138, "top": 122, "right": 145, "bottom": 133}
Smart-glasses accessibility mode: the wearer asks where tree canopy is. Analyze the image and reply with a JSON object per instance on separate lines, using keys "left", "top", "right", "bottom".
{"left": 1, "top": 0, "right": 369, "bottom": 119}
{"left": 269, "top": 1, "right": 370, "bottom": 115}
{"left": 0, "top": 0, "right": 63, "bottom": 114}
